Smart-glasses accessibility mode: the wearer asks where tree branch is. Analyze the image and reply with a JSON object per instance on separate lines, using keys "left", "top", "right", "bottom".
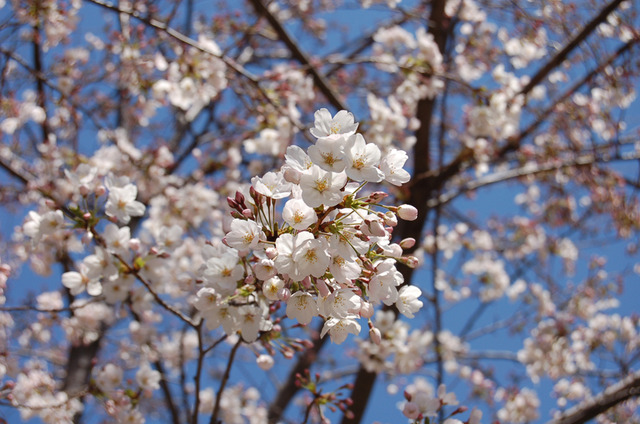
{"left": 341, "top": 0, "right": 451, "bottom": 422}
{"left": 520, "top": 0, "right": 626, "bottom": 97}
{"left": 209, "top": 338, "right": 242, "bottom": 424}
{"left": 267, "top": 322, "right": 327, "bottom": 423}
{"left": 248, "top": 0, "right": 347, "bottom": 112}
{"left": 547, "top": 370, "right": 640, "bottom": 424}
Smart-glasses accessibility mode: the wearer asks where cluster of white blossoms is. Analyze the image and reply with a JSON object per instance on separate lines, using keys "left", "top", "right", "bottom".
{"left": 401, "top": 377, "right": 482, "bottom": 424}
{"left": 194, "top": 108, "right": 422, "bottom": 344}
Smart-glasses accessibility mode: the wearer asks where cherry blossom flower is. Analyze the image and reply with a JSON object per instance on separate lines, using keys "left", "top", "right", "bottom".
{"left": 380, "top": 148, "right": 411, "bottom": 186}
{"left": 396, "top": 285, "right": 423, "bottom": 318}
{"left": 274, "top": 232, "right": 315, "bottom": 278}
{"left": 310, "top": 108, "right": 358, "bottom": 139}
{"left": 105, "top": 183, "right": 146, "bottom": 224}
{"left": 282, "top": 198, "right": 317, "bottom": 230}
{"left": 308, "top": 136, "right": 347, "bottom": 172}
{"left": 320, "top": 315, "right": 362, "bottom": 344}
{"left": 291, "top": 236, "right": 331, "bottom": 279}
{"left": 286, "top": 291, "right": 319, "bottom": 325}
{"left": 136, "top": 362, "right": 161, "bottom": 391}
{"left": 299, "top": 165, "right": 347, "bottom": 208}
{"left": 103, "top": 223, "right": 131, "bottom": 255}
{"left": 251, "top": 171, "right": 292, "bottom": 199}
{"left": 62, "top": 263, "right": 102, "bottom": 296}
{"left": 203, "top": 254, "right": 243, "bottom": 295}
{"left": 225, "top": 219, "right": 264, "bottom": 250}
{"left": 23, "top": 210, "right": 65, "bottom": 243}
{"left": 262, "top": 276, "right": 284, "bottom": 301}
{"left": 96, "top": 363, "right": 123, "bottom": 392}
{"left": 343, "top": 133, "right": 385, "bottom": 182}
{"left": 321, "top": 288, "right": 361, "bottom": 318}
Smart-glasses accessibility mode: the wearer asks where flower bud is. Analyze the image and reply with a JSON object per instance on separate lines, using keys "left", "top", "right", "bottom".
{"left": 399, "top": 237, "right": 416, "bottom": 249}
{"left": 256, "top": 354, "right": 274, "bottom": 370}
{"left": 397, "top": 204, "right": 418, "bottom": 221}
{"left": 367, "top": 191, "right": 388, "bottom": 203}
{"left": 282, "top": 347, "right": 295, "bottom": 359}
{"left": 363, "top": 218, "right": 386, "bottom": 237}
{"left": 227, "top": 196, "right": 239, "bottom": 210}
{"left": 398, "top": 255, "right": 419, "bottom": 268}
{"left": 301, "top": 276, "right": 312, "bottom": 290}
{"left": 249, "top": 186, "right": 263, "bottom": 204}
{"left": 283, "top": 168, "right": 301, "bottom": 184}
{"left": 310, "top": 279, "right": 327, "bottom": 298}
{"left": 369, "top": 326, "right": 381, "bottom": 345}
{"left": 242, "top": 209, "right": 254, "bottom": 219}
{"left": 129, "top": 238, "right": 141, "bottom": 252}
{"left": 265, "top": 247, "right": 278, "bottom": 259}
{"left": 359, "top": 301, "right": 374, "bottom": 319}
{"left": 82, "top": 231, "right": 93, "bottom": 245}
{"left": 402, "top": 402, "right": 420, "bottom": 419}
{"left": 234, "top": 190, "right": 246, "bottom": 207}
{"left": 96, "top": 185, "right": 106, "bottom": 197}
{"left": 383, "top": 211, "right": 398, "bottom": 226}
{"left": 278, "top": 287, "right": 291, "bottom": 302}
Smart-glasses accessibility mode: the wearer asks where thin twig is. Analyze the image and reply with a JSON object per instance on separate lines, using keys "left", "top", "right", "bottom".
{"left": 209, "top": 338, "right": 242, "bottom": 424}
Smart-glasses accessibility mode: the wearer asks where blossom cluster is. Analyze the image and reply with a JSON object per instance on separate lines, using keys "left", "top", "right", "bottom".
{"left": 194, "top": 108, "right": 422, "bottom": 344}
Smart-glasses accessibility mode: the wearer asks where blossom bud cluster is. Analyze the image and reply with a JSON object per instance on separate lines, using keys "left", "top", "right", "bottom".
{"left": 195, "top": 109, "right": 422, "bottom": 344}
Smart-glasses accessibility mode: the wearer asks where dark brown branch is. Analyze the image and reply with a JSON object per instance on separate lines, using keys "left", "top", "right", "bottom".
{"left": 342, "top": 0, "right": 451, "bottom": 422}
{"left": 547, "top": 370, "right": 640, "bottom": 424}
{"left": 411, "top": 0, "right": 629, "bottom": 196}
{"left": 209, "top": 338, "right": 242, "bottom": 424}
{"left": 268, "top": 322, "right": 327, "bottom": 423}
{"left": 323, "top": 13, "right": 411, "bottom": 77}
{"left": 152, "top": 350, "right": 182, "bottom": 424}
{"left": 248, "top": 0, "right": 348, "bottom": 112}
{"left": 520, "top": 0, "right": 626, "bottom": 97}
{"left": 31, "top": 17, "right": 50, "bottom": 143}
{"left": 515, "top": 36, "right": 638, "bottom": 147}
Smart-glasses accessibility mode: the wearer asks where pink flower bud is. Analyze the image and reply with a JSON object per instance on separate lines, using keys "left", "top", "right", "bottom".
{"left": 242, "top": 209, "right": 254, "bottom": 219}
{"left": 283, "top": 168, "right": 301, "bottom": 184}
{"left": 283, "top": 347, "right": 295, "bottom": 359}
{"left": 315, "top": 279, "right": 330, "bottom": 297}
{"left": 301, "top": 276, "right": 312, "bottom": 289}
{"left": 256, "top": 354, "right": 274, "bottom": 370}
{"left": 278, "top": 287, "right": 291, "bottom": 302}
{"left": 367, "top": 191, "right": 388, "bottom": 203}
{"left": 398, "top": 255, "right": 419, "bottom": 268}
{"left": 383, "top": 211, "right": 398, "bottom": 226}
{"left": 403, "top": 402, "right": 420, "bottom": 419}
{"left": 79, "top": 185, "right": 90, "bottom": 197}
{"left": 96, "top": 185, "right": 106, "bottom": 197}
{"left": 369, "top": 327, "right": 381, "bottom": 345}
{"left": 363, "top": 219, "right": 386, "bottom": 237}
{"left": 359, "top": 301, "right": 374, "bottom": 319}
{"left": 397, "top": 204, "right": 418, "bottom": 221}
{"left": 227, "top": 197, "right": 239, "bottom": 209}
{"left": 82, "top": 231, "right": 93, "bottom": 245}
{"left": 235, "top": 191, "right": 246, "bottom": 206}
{"left": 265, "top": 247, "right": 278, "bottom": 259}
{"left": 399, "top": 237, "right": 416, "bottom": 249}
